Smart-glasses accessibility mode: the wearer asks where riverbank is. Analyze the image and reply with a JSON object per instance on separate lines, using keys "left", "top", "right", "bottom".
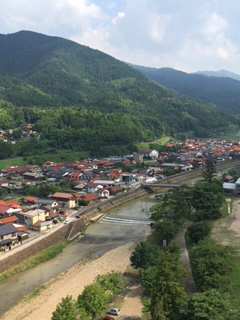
{"left": 2, "top": 241, "right": 142, "bottom": 320}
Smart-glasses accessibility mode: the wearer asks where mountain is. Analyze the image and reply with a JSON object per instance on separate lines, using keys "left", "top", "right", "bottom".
{"left": 194, "top": 69, "right": 240, "bottom": 82}
{"left": 131, "top": 65, "right": 240, "bottom": 115}
{"left": 0, "top": 30, "right": 238, "bottom": 154}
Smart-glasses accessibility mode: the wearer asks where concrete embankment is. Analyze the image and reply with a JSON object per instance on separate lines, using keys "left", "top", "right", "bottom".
{"left": 0, "top": 188, "right": 148, "bottom": 274}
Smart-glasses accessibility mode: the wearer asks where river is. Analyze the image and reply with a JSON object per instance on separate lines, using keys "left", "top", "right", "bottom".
{"left": 0, "top": 195, "right": 156, "bottom": 316}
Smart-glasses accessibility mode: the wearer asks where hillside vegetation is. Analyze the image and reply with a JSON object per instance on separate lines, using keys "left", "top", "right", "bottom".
{"left": 132, "top": 65, "right": 240, "bottom": 115}
{"left": 0, "top": 31, "right": 239, "bottom": 158}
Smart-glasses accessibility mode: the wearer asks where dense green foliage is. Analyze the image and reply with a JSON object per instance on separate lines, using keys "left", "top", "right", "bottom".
{"left": 185, "top": 290, "right": 231, "bottom": 320}
{"left": 0, "top": 31, "right": 239, "bottom": 159}
{"left": 95, "top": 271, "right": 125, "bottom": 300}
{"left": 132, "top": 65, "right": 240, "bottom": 115}
{"left": 191, "top": 180, "right": 225, "bottom": 220}
{"left": 52, "top": 295, "right": 81, "bottom": 320}
{"left": 150, "top": 251, "right": 187, "bottom": 320}
{"left": 191, "top": 239, "right": 234, "bottom": 292}
{"left": 187, "top": 223, "right": 211, "bottom": 244}
{"left": 77, "top": 283, "right": 109, "bottom": 318}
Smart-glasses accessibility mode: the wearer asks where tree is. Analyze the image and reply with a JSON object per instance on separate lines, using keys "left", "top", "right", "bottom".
{"left": 193, "top": 240, "right": 234, "bottom": 291}
{"left": 77, "top": 283, "right": 109, "bottom": 319}
{"left": 202, "top": 160, "right": 217, "bottom": 183}
{"left": 188, "top": 222, "right": 210, "bottom": 244}
{"left": 150, "top": 252, "right": 187, "bottom": 320}
{"left": 191, "top": 181, "right": 224, "bottom": 220}
{"left": 95, "top": 271, "right": 125, "bottom": 300}
{"left": 151, "top": 186, "right": 192, "bottom": 222}
{"left": 130, "top": 241, "right": 162, "bottom": 269}
{"left": 0, "top": 141, "right": 14, "bottom": 159}
{"left": 52, "top": 295, "right": 79, "bottom": 320}
{"left": 140, "top": 266, "right": 158, "bottom": 294}
{"left": 186, "top": 289, "right": 231, "bottom": 320}
{"left": 152, "top": 219, "right": 178, "bottom": 246}
{"left": 142, "top": 298, "right": 152, "bottom": 320}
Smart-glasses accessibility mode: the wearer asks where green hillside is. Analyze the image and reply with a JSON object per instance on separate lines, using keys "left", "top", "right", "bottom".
{"left": 0, "top": 31, "right": 238, "bottom": 158}
{"left": 131, "top": 65, "right": 240, "bottom": 115}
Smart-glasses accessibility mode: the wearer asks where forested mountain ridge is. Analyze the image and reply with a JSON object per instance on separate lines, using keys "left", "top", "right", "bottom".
{"left": 0, "top": 31, "right": 239, "bottom": 159}
{"left": 195, "top": 69, "right": 240, "bottom": 81}
{"left": 131, "top": 65, "right": 240, "bottom": 115}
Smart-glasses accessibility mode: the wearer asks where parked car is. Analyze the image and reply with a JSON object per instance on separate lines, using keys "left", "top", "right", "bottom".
{"left": 63, "top": 219, "right": 70, "bottom": 224}
{"left": 107, "top": 308, "right": 120, "bottom": 316}
{"left": 75, "top": 214, "right": 80, "bottom": 219}
{"left": 59, "top": 210, "right": 67, "bottom": 216}
{"left": 98, "top": 317, "right": 114, "bottom": 320}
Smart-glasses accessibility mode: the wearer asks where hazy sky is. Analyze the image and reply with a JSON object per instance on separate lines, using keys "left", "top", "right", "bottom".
{"left": 1, "top": 0, "right": 240, "bottom": 73}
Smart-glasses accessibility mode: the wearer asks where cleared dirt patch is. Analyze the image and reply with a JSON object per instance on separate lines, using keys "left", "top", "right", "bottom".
{"left": 1, "top": 242, "right": 143, "bottom": 320}
{"left": 212, "top": 199, "right": 240, "bottom": 248}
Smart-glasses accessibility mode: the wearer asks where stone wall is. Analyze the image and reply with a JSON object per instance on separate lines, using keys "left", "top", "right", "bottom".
{"left": 0, "top": 224, "right": 69, "bottom": 273}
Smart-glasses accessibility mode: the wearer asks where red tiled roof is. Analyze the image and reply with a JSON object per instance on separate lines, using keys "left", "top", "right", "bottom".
{"left": 81, "top": 193, "right": 99, "bottom": 201}
{"left": 24, "top": 196, "right": 38, "bottom": 202}
{"left": 16, "top": 226, "right": 28, "bottom": 232}
{"left": 0, "top": 216, "right": 18, "bottom": 224}
{"left": 4, "top": 199, "right": 20, "bottom": 207}
{"left": 0, "top": 204, "right": 10, "bottom": 214}
{"left": 51, "top": 192, "right": 74, "bottom": 200}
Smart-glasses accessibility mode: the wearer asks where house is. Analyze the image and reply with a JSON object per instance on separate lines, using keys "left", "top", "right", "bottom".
{"left": 223, "top": 182, "right": 237, "bottom": 195}
{"left": 78, "top": 193, "right": 99, "bottom": 203}
{"left": 95, "top": 188, "right": 110, "bottom": 198}
{"left": 35, "top": 199, "right": 58, "bottom": 209}
{"left": 92, "top": 180, "right": 116, "bottom": 187}
{"left": 50, "top": 192, "right": 76, "bottom": 209}
{"left": 108, "top": 185, "right": 122, "bottom": 196}
{"left": 21, "top": 209, "right": 48, "bottom": 230}
{"left": 0, "top": 204, "right": 11, "bottom": 218}
{"left": 23, "top": 172, "right": 41, "bottom": 180}
{"left": 31, "top": 220, "right": 53, "bottom": 232}
{"left": 87, "top": 183, "right": 105, "bottom": 194}
{"left": 23, "top": 196, "right": 38, "bottom": 204}
{"left": 0, "top": 216, "right": 18, "bottom": 225}
{"left": 0, "top": 224, "right": 18, "bottom": 249}
{"left": 80, "top": 170, "right": 96, "bottom": 181}
{"left": 68, "top": 171, "right": 82, "bottom": 181}
{"left": 120, "top": 173, "right": 135, "bottom": 184}
{"left": 74, "top": 181, "right": 86, "bottom": 190}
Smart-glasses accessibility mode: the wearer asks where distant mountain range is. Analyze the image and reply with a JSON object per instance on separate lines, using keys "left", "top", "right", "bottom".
{"left": 131, "top": 65, "right": 240, "bottom": 115}
{"left": 194, "top": 69, "right": 240, "bottom": 82}
{"left": 0, "top": 30, "right": 238, "bottom": 142}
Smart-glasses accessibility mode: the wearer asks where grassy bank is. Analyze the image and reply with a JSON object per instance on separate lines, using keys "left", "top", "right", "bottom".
{"left": 0, "top": 239, "right": 68, "bottom": 281}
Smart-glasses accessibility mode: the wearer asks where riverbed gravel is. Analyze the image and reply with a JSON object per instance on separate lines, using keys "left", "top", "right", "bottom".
{"left": 1, "top": 241, "right": 143, "bottom": 320}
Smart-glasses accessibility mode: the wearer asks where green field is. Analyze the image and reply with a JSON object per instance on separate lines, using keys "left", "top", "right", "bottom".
{"left": 0, "top": 150, "right": 89, "bottom": 169}
{"left": 0, "top": 157, "right": 28, "bottom": 169}
{"left": 136, "top": 136, "right": 172, "bottom": 150}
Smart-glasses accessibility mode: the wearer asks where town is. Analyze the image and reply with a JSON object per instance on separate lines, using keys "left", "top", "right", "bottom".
{"left": 1, "top": 137, "right": 240, "bottom": 253}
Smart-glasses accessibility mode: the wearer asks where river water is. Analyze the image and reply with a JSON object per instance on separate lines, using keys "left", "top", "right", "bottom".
{"left": 0, "top": 195, "right": 156, "bottom": 316}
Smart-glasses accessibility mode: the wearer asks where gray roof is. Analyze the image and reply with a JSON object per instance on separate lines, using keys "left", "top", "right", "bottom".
{"left": 223, "top": 182, "right": 236, "bottom": 190}
{"left": 0, "top": 224, "right": 18, "bottom": 237}
{"left": 35, "top": 199, "right": 56, "bottom": 205}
